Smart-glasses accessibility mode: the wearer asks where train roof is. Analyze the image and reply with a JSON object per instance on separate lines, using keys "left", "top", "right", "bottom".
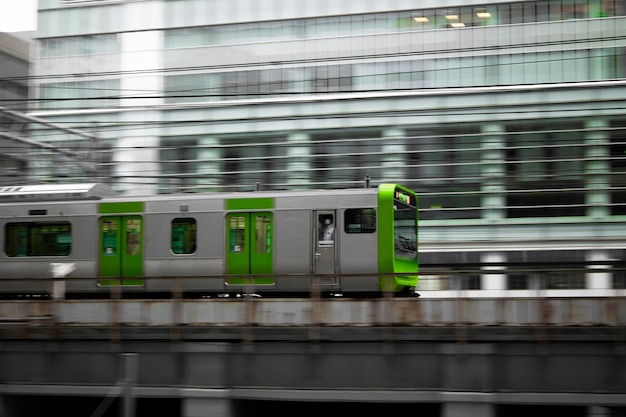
{"left": 0, "top": 183, "right": 117, "bottom": 202}
{"left": 0, "top": 183, "right": 413, "bottom": 205}
{"left": 98, "top": 186, "right": 382, "bottom": 203}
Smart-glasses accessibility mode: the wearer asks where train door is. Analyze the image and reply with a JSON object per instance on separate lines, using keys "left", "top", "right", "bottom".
{"left": 225, "top": 212, "right": 274, "bottom": 286}
{"left": 99, "top": 216, "right": 144, "bottom": 286}
{"left": 314, "top": 211, "right": 338, "bottom": 288}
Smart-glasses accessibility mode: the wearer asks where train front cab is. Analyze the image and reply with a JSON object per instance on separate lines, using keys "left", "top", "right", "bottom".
{"left": 377, "top": 184, "right": 419, "bottom": 296}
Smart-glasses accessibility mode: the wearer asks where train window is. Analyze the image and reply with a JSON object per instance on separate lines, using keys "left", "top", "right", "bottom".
{"left": 344, "top": 208, "right": 376, "bottom": 233}
{"left": 126, "top": 218, "right": 141, "bottom": 256}
{"left": 171, "top": 218, "right": 197, "bottom": 254}
{"left": 318, "top": 213, "right": 335, "bottom": 242}
{"left": 255, "top": 215, "right": 271, "bottom": 253}
{"left": 229, "top": 216, "right": 246, "bottom": 252}
{"left": 4, "top": 222, "right": 71, "bottom": 257}
{"left": 394, "top": 201, "right": 417, "bottom": 261}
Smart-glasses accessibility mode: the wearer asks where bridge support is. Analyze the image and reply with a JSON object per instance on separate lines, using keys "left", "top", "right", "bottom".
{"left": 588, "top": 406, "right": 609, "bottom": 416}
{"left": 443, "top": 402, "right": 494, "bottom": 417}
{"left": 183, "top": 397, "right": 232, "bottom": 417}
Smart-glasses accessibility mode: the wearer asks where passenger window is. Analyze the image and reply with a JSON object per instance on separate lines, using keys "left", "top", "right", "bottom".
{"left": 126, "top": 218, "right": 142, "bottom": 256}
{"left": 255, "top": 214, "right": 271, "bottom": 254}
{"left": 318, "top": 214, "right": 335, "bottom": 242}
{"left": 5, "top": 222, "right": 72, "bottom": 257}
{"left": 344, "top": 208, "right": 376, "bottom": 233}
{"left": 229, "top": 216, "right": 246, "bottom": 252}
{"left": 171, "top": 218, "right": 197, "bottom": 254}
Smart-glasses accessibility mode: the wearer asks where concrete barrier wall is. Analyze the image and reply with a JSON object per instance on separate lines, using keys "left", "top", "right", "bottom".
{"left": 1, "top": 298, "right": 624, "bottom": 328}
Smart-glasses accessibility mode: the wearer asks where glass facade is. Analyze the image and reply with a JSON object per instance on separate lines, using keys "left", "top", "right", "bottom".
{"left": 161, "top": 1, "right": 626, "bottom": 47}
{"left": 36, "top": 0, "right": 626, "bottom": 108}
{"left": 160, "top": 47, "right": 625, "bottom": 103}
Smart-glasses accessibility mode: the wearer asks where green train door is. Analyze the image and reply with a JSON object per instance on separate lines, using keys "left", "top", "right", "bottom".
{"left": 226, "top": 212, "right": 274, "bottom": 286}
{"left": 99, "top": 216, "right": 144, "bottom": 286}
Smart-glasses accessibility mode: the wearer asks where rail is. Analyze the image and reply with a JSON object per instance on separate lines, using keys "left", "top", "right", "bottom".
{"left": 2, "top": 264, "right": 626, "bottom": 297}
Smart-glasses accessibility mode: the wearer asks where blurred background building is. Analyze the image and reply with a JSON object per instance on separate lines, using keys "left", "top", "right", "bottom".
{"left": 13, "top": 0, "right": 626, "bottom": 293}
{"left": 0, "top": 32, "right": 30, "bottom": 183}
{"left": 0, "top": 32, "right": 29, "bottom": 111}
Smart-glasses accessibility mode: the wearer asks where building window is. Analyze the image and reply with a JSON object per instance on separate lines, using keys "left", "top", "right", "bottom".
{"left": 40, "top": 34, "right": 120, "bottom": 58}
{"left": 407, "top": 127, "right": 482, "bottom": 220}
{"left": 160, "top": 138, "right": 198, "bottom": 193}
{"left": 220, "top": 135, "right": 288, "bottom": 191}
{"left": 461, "top": 274, "right": 481, "bottom": 290}
{"left": 39, "top": 79, "right": 120, "bottom": 110}
{"left": 310, "top": 131, "right": 380, "bottom": 188}
{"left": 541, "top": 272, "right": 585, "bottom": 289}
{"left": 164, "top": 2, "right": 626, "bottom": 49}
{"left": 610, "top": 118, "right": 626, "bottom": 215}
{"left": 508, "top": 274, "right": 530, "bottom": 290}
{"left": 509, "top": 250, "right": 586, "bottom": 290}
{"left": 311, "top": 65, "right": 352, "bottom": 93}
{"left": 506, "top": 123, "right": 586, "bottom": 218}
{"left": 162, "top": 46, "right": 626, "bottom": 104}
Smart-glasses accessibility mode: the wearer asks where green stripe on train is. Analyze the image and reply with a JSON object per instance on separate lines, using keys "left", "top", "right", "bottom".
{"left": 226, "top": 198, "right": 274, "bottom": 210}
{"left": 98, "top": 279, "right": 145, "bottom": 287}
{"left": 99, "top": 202, "right": 144, "bottom": 214}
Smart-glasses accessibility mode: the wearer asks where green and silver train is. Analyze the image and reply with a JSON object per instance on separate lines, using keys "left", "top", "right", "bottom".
{"left": 0, "top": 183, "right": 418, "bottom": 298}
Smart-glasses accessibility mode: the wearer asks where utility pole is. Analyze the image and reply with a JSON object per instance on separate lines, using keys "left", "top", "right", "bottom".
{"left": 89, "top": 353, "right": 138, "bottom": 417}
{"left": 121, "top": 353, "right": 138, "bottom": 417}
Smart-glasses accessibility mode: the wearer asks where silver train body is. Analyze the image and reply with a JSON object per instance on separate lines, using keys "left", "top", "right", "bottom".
{"left": 0, "top": 183, "right": 419, "bottom": 297}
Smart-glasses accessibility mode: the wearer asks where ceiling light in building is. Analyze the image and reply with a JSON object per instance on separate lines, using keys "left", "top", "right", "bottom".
{"left": 450, "top": 22, "right": 466, "bottom": 28}
{"left": 476, "top": 8, "right": 492, "bottom": 18}
{"left": 445, "top": 14, "right": 459, "bottom": 20}
{"left": 413, "top": 16, "right": 429, "bottom": 23}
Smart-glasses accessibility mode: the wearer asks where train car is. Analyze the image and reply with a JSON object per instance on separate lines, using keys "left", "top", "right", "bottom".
{"left": 0, "top": 183, "right": 418, "bottom": 298}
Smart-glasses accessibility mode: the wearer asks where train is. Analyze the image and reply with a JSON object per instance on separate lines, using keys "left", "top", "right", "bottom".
{"left": 0, "top": 182, "right": 418, "bottom": 298}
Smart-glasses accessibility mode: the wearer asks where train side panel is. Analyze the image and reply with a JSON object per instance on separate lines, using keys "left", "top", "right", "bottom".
{"left": 272, "top": 208, "right": 312, "bottom": 293}
{"left": 272, "top": 191, "right": 381, "bottom": 294}
{"left": 0, "top": 200, "right": 100, "bottom": 294}
{"left": 142, "top": 198, "right": 225, "bottom": 292}
{"left": 335, "top": 193, "right": 380, "bottom": 293}
{"left": 338, "top": 206, "right": 380, "bottom": 293}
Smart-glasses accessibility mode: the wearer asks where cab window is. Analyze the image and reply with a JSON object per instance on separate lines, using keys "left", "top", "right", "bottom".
{"left": 393, "top": 201, "right": 417, "bottom": 261}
